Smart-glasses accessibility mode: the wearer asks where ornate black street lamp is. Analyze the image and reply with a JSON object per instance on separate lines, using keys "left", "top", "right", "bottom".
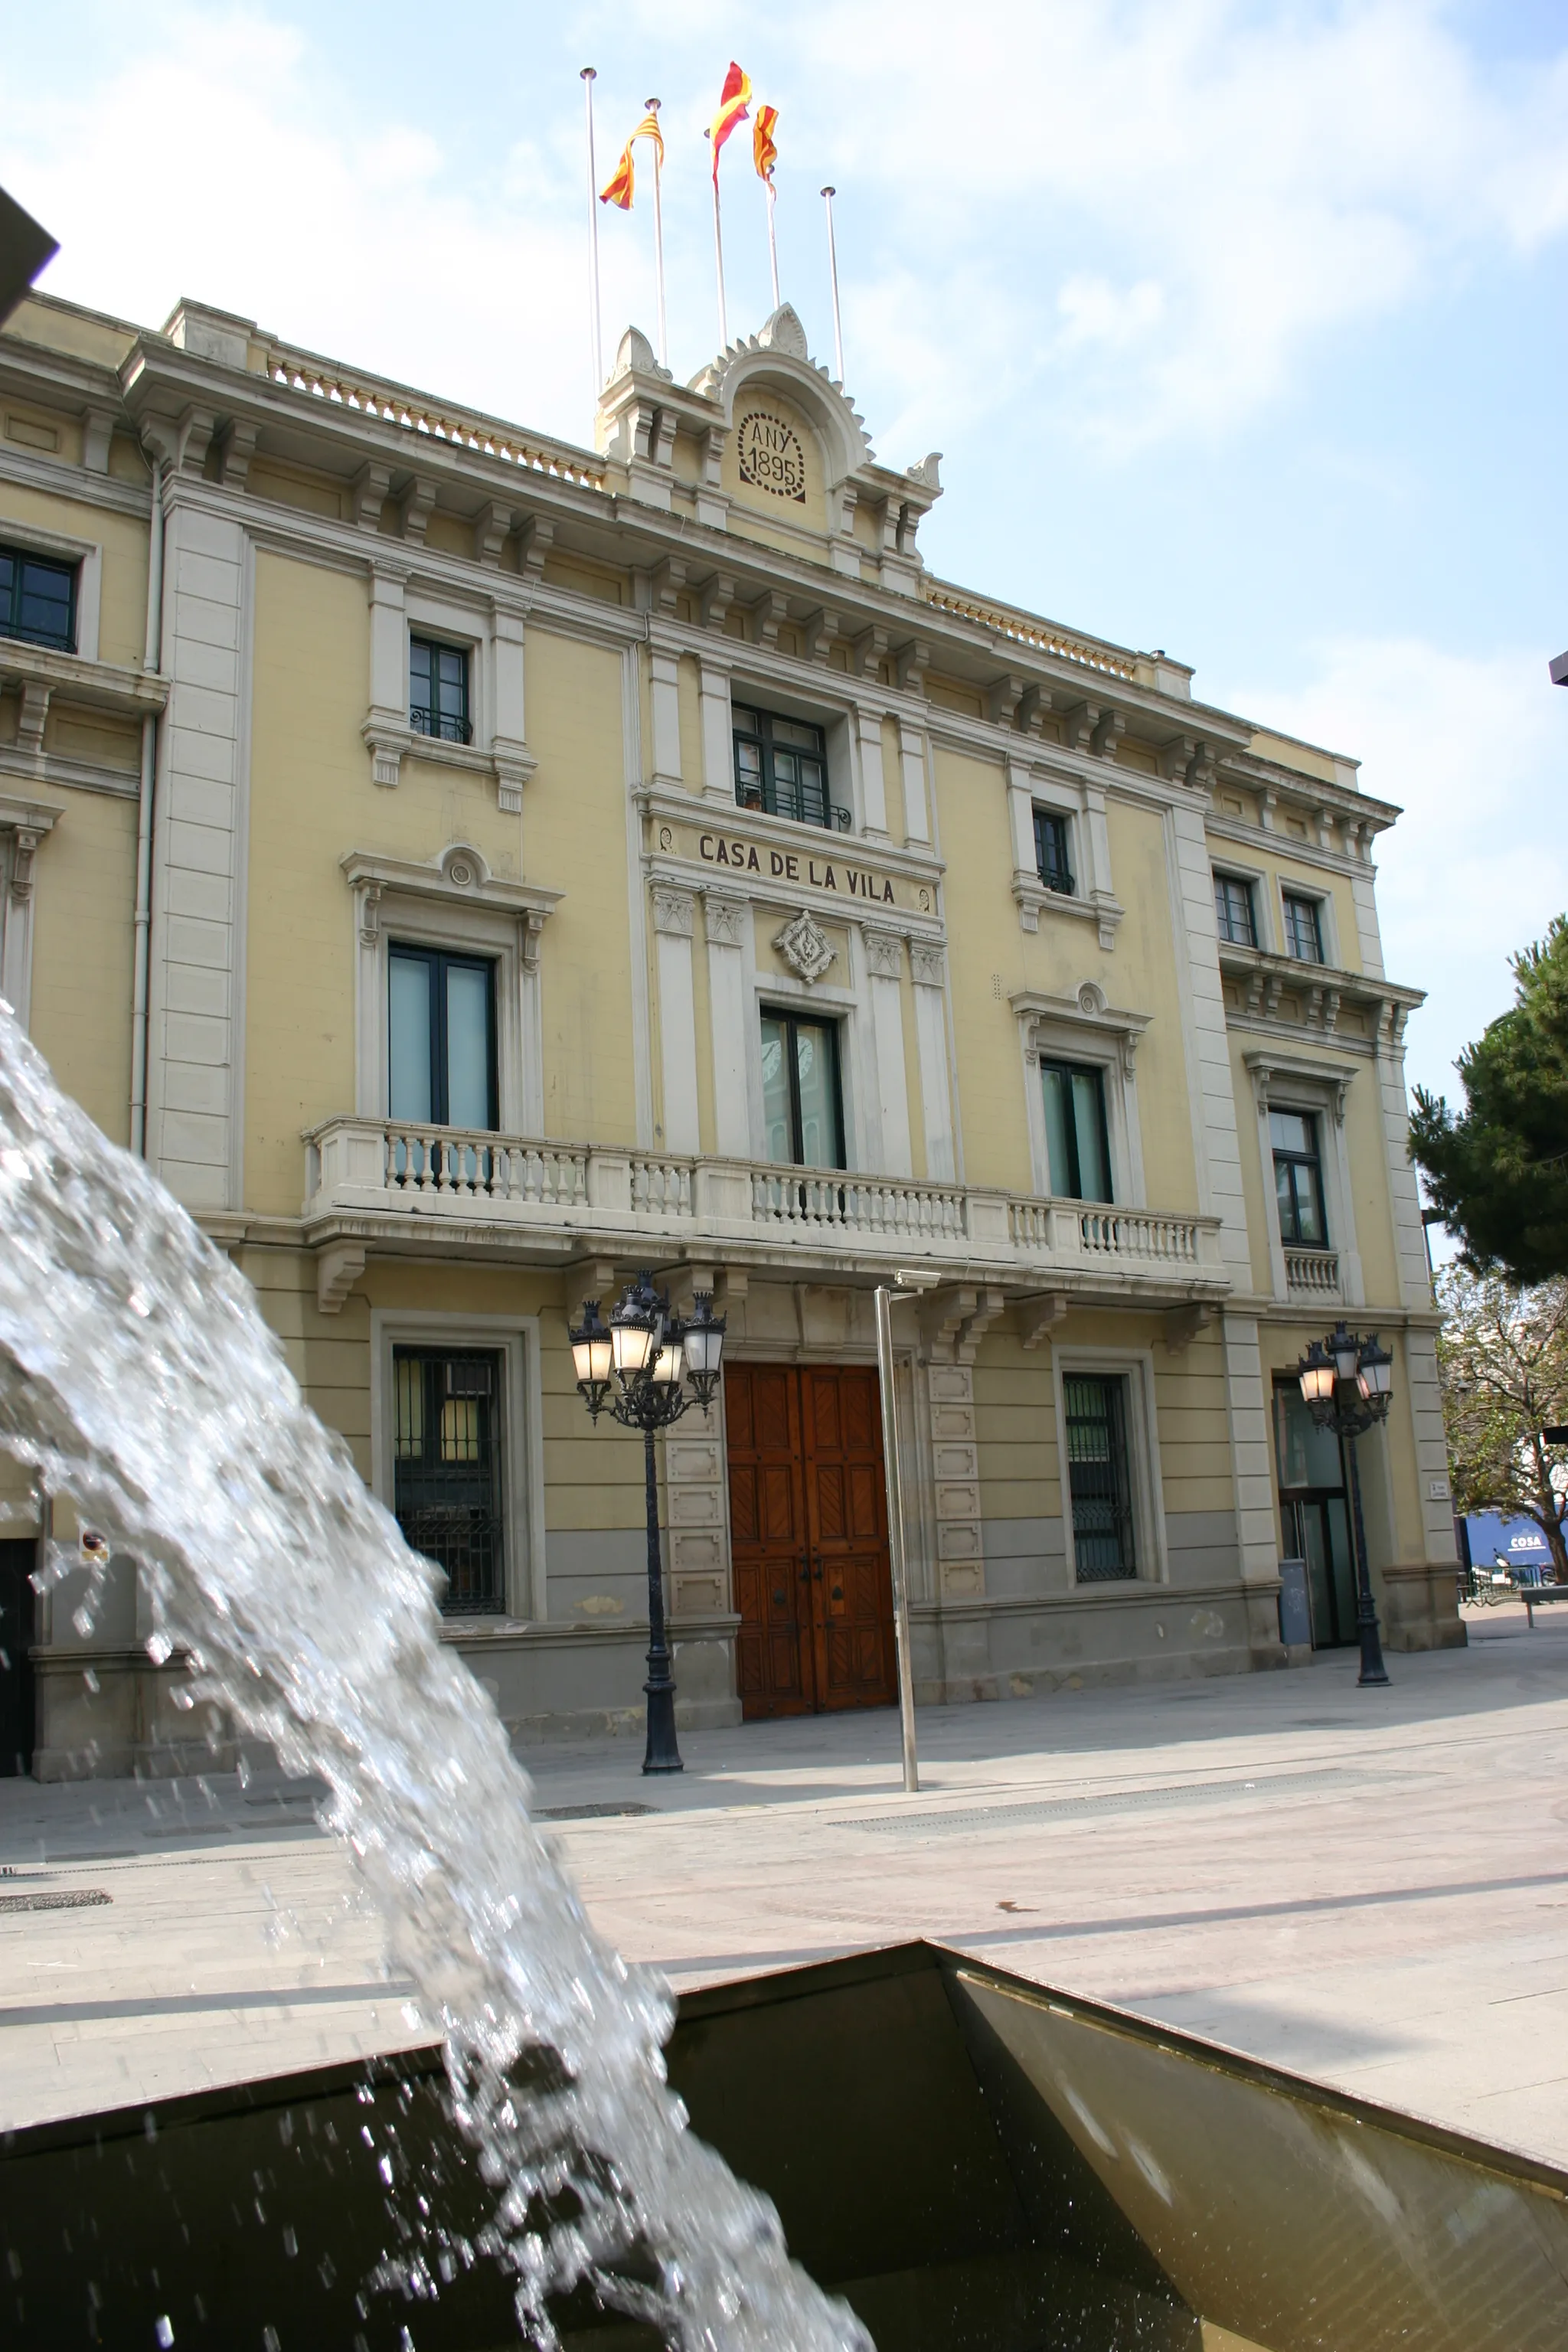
{"left": 1295, "top": 1320, "right": 1395, "bottom": 1687}
{"left": 568, "top": 1272, "right": 725, "bottom": 1773}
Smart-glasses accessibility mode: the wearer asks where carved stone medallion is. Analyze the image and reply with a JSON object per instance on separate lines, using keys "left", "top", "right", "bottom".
{"left": 775, "top": 908, "right": 836, "bottom": 984}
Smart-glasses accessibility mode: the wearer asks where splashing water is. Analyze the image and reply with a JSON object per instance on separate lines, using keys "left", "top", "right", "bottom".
{"left": 0, "top": 1001, "right": 871, "bottom": 2352}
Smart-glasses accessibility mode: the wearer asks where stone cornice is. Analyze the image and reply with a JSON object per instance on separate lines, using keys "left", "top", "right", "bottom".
{"left": 635, "top": 780, "right": 946, "bottom": 884}
{"left": 0, "top": 443, "right": 153, "bottom": 520}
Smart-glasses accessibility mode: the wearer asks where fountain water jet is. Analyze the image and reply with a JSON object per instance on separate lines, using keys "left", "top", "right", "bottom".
{"left": 0, "top": 999, "right": 870, "bottom": 2352}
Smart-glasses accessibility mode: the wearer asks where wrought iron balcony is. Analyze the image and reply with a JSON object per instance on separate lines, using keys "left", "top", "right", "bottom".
{"left": 302, "top": 1117, "right": 1229, "bottom": 1293}
{"left": 409, "top": 705, "right": 473, "bottom": 746}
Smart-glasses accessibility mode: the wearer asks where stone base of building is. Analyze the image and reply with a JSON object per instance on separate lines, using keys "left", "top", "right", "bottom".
{"left": 1380, "top": 1561, "right": 1468, "bottom": 1652}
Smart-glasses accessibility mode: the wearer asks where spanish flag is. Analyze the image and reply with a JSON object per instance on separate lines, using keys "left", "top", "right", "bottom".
{"left": 600, "top": 111, "right": 664, "bottom": 211}
{"left": 709, "top": 61, "right": 751, "bottom": 181}
{"left": 753, "top": 103, "right": 779, "bottom": 185}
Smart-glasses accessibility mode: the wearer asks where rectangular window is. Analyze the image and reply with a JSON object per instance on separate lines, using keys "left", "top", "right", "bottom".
{"left": 388, "top": 944, "right": 497, "bottom": 1130}
{"left": 410, "top": 635, "right": 472, "bottom": 744}
{"left": 1271, "top": 1108, "right": 1328, "bottom": 1246}
{"left": 1064, "top": 1374, "right": 1137, "bottom": 1582}
{"left": 1282, "top": 892, "right": 1324, "bottom": 963}
{"left": 392, "top": 1348, "right": 505, "bottom": 1614}
{"left": 0, "top": 543, "right": 75, "bottom": 652}
{"left": 1034, "top": 808, "right": 1074, "bottom": 895}
{"left": 1040, "top": 1060, "right": 1112, "bottom": 1202}
{"left": 733, "top": 704, "right": 841, "bottom": 829}
{"left": 1214, "top": 873, "right": 1256, "bottom": 946}
{"left": 761, "top": 1009, "right": 844, "bottom": 1168}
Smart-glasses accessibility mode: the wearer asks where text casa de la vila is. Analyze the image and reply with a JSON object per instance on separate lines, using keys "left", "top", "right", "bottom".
{"left": 697, "top": 832, "right": 896, "bottom": 902}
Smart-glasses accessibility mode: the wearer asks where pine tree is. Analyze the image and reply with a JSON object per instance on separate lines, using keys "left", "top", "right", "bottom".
{"left": 1410, "top": 916, "right": 1568, "bottom": 1282}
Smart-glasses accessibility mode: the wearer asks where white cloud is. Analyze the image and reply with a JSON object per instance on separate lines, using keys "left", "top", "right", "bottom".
{"left": 1224, "top": 636, "right": 1567, "bottom": 1105}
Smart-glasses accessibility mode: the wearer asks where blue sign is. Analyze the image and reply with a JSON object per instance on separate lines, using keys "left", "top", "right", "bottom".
{"left": 1465, "top": 1511, "right": 1560, "bottom": 1583}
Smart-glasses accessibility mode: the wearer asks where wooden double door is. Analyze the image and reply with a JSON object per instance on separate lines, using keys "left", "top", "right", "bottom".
{"left": 727, "top": 1363, "right": 898, "bottom": 1719}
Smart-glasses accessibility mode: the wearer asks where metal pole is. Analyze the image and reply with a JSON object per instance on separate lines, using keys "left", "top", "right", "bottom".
{"left": 580, "top": 67, "right": 603, "bottom": 403}
{"left": 641, "top": 1420, "right": 683, "bottom": 1772}
{"left": 821, "top": 185, "right": 844, "bottom": 383}
{"left": 1343, "top": 1426, "right": 1390, "bottom": 1687}
{"left": 645, "top": 97, "right": 668, "bottom": 370}
{"left": 709, "top": 136, "right": 728, "bottom": 351}
{"left": 766, "top": 178, "right": 780, "bottom": 312}
{"left": 875, "top": 1285, "right": 920, "bottom": 1793}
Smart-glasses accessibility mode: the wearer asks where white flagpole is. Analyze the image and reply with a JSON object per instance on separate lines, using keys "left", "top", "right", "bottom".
{"left": 707, "top": 132, "right": 728, "bottom": 350}
{"left": 581, "top": 67, "right": 603, "bottom": 400}
{"left": 766, "top": 178, "right": 780, "bottom": 311}
{"left": 645, "top": 97, "right": 668, "bottom": 369}
{"left": 821, "top": 185, "right": 844, "bottom": 383}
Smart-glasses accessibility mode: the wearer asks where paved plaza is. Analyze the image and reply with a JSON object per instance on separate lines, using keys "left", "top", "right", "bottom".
{"left": 3, "top": 1603, "right": 1567, "bottom": 2171}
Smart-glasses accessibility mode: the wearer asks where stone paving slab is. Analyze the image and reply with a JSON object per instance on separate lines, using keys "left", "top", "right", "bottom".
{"left": 2, "top": 1605, "right": 1566, "bottom": 2168}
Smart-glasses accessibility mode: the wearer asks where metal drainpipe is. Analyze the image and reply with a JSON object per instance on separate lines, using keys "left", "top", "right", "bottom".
{"left": 129, "top": 453, "right": 164, "bottom": 1157}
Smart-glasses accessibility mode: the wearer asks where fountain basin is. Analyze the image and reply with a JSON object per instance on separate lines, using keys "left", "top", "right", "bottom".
{"left": 2, "top": 1939, "right": 1564, "bottom": 2350}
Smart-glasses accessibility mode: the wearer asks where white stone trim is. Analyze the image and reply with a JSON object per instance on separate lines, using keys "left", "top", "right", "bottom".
{"left": 910, "top": 942, "right": 955, "bottom": 1181}
{"left": 703, "top": 889, "right": 752, "bottom": 1158}
{"left": 622, "top": 645, "right": 655, "bottom": 1145}
{"left": 0, "top": 795, "right": 62, "bottom": 1028}
{"left": 1012, "top": 982, "right": 1149, "bottom": 1208}
{"left": 0, "top": 514, "right": 102, "bottom": 662}
{"left": 342, "top": 844, "right": 560, "bottom": 1136}
{"left": 1163, "top": 799, "right": 1253, "bottom": 1279}
{"left": 363, "top": 565, "right": 535, "bottom": 812}
{"left": 1243, "top": 1049, "right": 1363, "bottom": 1305}
{"left": 1050, "top": 1344, "right": 1170, "bottom": 1586}
{"left": 369, "top": 1308, "right": 547, "bottom": 1622}
{"left": 652, "top": 884, "right": 700, "bottom": 1151}
{"left": 1220, "top": 1312, "right": 1281, "bottom": 1584}
{"left": 862, "top": 925, "right": 912, "bottom": 1178}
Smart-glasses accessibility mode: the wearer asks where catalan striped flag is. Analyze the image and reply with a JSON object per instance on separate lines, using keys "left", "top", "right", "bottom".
{"left": 753, "top": 103, "right": 779, "bottom": 185}
{"left": 600, "top": 112, "right": 664, "bottom": 211}
{"left": 709, "top": 61, "right": 751, "bottom": 181}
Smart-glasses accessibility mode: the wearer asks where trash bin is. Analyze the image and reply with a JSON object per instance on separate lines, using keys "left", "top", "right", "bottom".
{"left": 1278, "top": 1555, "right": 1312, "bottom": 1649}
{"left": 3, "top": 1940, "right": 1564, "bottom": 2350}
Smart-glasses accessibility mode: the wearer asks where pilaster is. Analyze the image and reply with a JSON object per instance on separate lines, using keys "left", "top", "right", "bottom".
{"left": 910, "top": 942, "right": 955, "bottom": 1181}
{"left": 652, "top": 885, "right": 700, "bottom": 1152}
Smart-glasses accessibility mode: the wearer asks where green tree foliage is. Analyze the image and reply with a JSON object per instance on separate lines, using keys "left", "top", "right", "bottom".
{"left": 1436, "top": 1266, "right": 1568, "bottom": 1579}
{"left": 1410, "top": 917, "right": 1568, "bottom": 1282}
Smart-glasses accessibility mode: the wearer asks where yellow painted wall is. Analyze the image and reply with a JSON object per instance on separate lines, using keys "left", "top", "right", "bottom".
{"left": 931, "top": 743, "right": 1034, "bottom": 1194}
{"left": 0, "top": 479, "right": 151, "bottom": 670}
{"left": 28, "top": 786, "right": 137, "bottom": 1144}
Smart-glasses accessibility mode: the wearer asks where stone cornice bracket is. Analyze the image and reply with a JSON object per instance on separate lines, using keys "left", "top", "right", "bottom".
{"left": 361, "top": 718, "right": 403, "bottom": 791}
{"left": 853, "top": 623, "right": 890, "bottom": 678}
{"left": 519, "top": 516, "right": 555, "bottom": 583}
{"left": 316, "top": 1240, "right": 366, "bottom": 1316}
{"left": 1243, "top": 1047, "right": 1357, "bottom": 1124}
{"left": 80, "top": 406, "right": 116, "bottom": 475}
{"left": 492, "top": 741, "right": 538, "bottom": 817}
{"left": 472, "top": 501, "right": 516, "bottom": 567}
{"left": 649, "top": 554, "right": 688, "bottom": 616}
{"left": 920, "top": 1285, "right": 976, "bottom": 1363}
{"left": 894, "top": 637, "right": 930, "bottom": 696}
{"left": 215, "top": 416, "right": 258, "bottom": 489}
{"left": 349, "top": 460, "right": 393, "bottom": 530}
{"left": 1092, "top": 708, "right": 1125, "bottom": 760}
{"left": 652, "top": 884, "right": 696, "bottom": 938}
{"left": 1158, "top": 733, "right": 1196, "bottom": 784}
{"left": 1091, "top": 891, "right": 1126, "bottom": 952}
{"left": 1060, "top": 699, "right": 1099, "bottom": 755}
{"left": 358, "top": 877, "right": 384, "bottom": 945}
{"left": 698, "top": 570, "right": 737, "bottom": 632}
{"left": 802, "top": 608, "right": 839, "bottom": 668}
{"left": 15, "top": 679, "right": 49, "bottom": 760}
{"left": 174, "top": 404, "right": 216, "bottom": 477}
{"left": 1018, "top": 1291, "right": 1068, "bottom": 1351}
{"left": 1015, "top": 683, "right": 1050, "bottom": 738}
{"left": 397, "top": 475, "right": 436, "bottom": 544}
{"left": 1163, "top": 1300, "right": 1214, "bottom": 1354}
{"left": 750, "top": 589, "right": 788, "bottom": 649}
{"left": 5, "top": 823, "right": 45, "bottom": 901}
{"left": 987, "top": 675, "right": 1024, "bottom": 729}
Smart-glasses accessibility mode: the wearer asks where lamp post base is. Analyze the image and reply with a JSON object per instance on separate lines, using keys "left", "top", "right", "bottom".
{"left": 642, "top": 1677, "right": 684, "bottom": 1774}
{"left": 1357, "top": 1614, "right": 1390, "bottom": 1687}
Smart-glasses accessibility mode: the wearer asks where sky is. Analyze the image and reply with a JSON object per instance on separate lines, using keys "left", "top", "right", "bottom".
{"left": 3, "top": 0, "right": 1563, "bottom": 1138}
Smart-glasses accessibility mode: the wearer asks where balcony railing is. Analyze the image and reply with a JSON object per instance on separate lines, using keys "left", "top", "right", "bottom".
{"left": 305, "top": 1118, "right": 1228, "bottom": 1289}
{"left": 1285, "top": 1246, "right": 1341, "bottom": 1296}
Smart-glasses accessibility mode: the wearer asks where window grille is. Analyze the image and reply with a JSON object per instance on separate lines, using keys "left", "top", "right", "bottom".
{"left": 409, "top": 635, "right": 472, "bottom": 744}
{"left": 393, "top": 1348, "right": 505, "bottom": 1614}
{"left": 732, "top": 704, "right": 844, "bottom": 828}
{"left": 1034, "top": 808, "right": 1074, "bottom": 895}
{"left": 1065, "top": 1374, "right": 1137, "bottom": 1582}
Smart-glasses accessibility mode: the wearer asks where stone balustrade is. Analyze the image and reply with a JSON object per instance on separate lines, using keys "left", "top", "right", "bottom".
{"left": 1285, "top": 1246, "right": 1341, "bottom": 1297}
{"left": 303, "top": 1117, "right": 1228, "bottom": 1289}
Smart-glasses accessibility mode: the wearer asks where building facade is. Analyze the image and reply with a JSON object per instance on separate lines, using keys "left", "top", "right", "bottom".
{"left": 0, "top": 287, "right": 1462, "bottom": 1779}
